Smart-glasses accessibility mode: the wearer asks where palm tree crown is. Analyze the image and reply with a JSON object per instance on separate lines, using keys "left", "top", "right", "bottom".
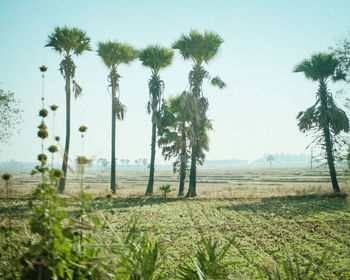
{"left": 294, "top": 52, "right": 345, "bottom": 82}
{"left": 172, "top": 30, "right": 223, "bottom": 65}
{"left": 139, "top": 45, "right": 174, "bottom": 75}
{"left": 97, "top": 41, "right": 137, "bottom": 69}
{"left": 46, "top": 26, "right": 91, "bottom": 56}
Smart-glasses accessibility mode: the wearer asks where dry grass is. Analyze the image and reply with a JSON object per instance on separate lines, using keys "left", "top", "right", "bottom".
{"left": 0, "top": 167, "right": 346, "bottom": 199}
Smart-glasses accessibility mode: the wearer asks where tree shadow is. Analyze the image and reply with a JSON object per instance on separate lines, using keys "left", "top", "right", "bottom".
{"left": 217, "top": 193, "right": 349, "bottom": 216}
{"left": 90, "top": 196, "right": 188, "bottom": 211}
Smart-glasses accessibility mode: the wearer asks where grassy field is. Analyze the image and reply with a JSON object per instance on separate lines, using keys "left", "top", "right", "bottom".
{"left": 1, "top": 168, "right": 350, "bottom": 279}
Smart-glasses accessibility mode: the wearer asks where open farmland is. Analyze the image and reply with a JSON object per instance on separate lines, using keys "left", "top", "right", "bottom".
{"left": 1, "top": 168, "right": 350, "bottom": 279}
{"left": 2, "top": 167, "right": 347, "bottom": 197}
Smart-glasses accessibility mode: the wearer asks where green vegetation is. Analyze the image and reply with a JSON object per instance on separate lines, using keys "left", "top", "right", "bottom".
{"left": 0, "top": 89, "right": 22, "bottom": 143}
{"left": 159, "top": 184, "right": 172, "bottom": 197}
{"left": 0, "top": 189, "right": 349, "bottom": 279}
{"left": 158, "top": 92, "right": 192, "bottom": 196}
{"left": 294, "top": 53, "right": 349, "bottom": 193}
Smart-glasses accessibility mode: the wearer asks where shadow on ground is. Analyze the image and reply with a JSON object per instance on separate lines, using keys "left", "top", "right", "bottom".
{"left": 217, "top": 193, "right": 349, "bottom": 216}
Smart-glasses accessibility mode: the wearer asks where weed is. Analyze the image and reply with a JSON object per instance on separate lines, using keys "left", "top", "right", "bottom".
{"left": 159, "top": 184, "right": 172, "bottom": 197}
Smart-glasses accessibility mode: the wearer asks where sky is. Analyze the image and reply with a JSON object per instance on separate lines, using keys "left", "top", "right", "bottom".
{"left": 0, "top": 0, "right": 350, "bottom": 167}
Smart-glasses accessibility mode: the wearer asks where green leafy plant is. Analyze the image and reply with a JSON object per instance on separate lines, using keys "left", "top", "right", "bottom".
{"left": 159, "top": 184, "right": 172, "bottom": 197}
{"left": 257, "top": 251, "right": 339, "bottom": 280}
{"left": 179, "top": 234, "right": 234, "bottom": 279}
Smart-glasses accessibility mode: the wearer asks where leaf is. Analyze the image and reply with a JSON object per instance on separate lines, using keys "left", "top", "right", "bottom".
{"left": 66, "top": 269, "right": 74, "bottom": 280}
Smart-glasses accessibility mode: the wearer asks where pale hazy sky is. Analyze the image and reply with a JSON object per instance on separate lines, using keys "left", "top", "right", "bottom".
{"left": 0, "top": 0, "right": 350, "bottom": 166}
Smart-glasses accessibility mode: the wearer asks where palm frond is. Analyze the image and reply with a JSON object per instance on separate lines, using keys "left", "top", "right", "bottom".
{"left": 113, "top": 98, "right": 127, "bottom": 121}
{"left": 72, "top": 80, "right": 82, "bottom": 99}
{"left": 210, "top": 76, "right": 226, "bottom": 89}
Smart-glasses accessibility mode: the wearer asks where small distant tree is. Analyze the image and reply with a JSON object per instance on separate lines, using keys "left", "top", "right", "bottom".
{"left": 0, "top": 89, "right": 22, "bottom": 143}
{"left": 267, "top": 154, "right": 274, "bottom": 168}
{"left": 101, "top": 158, "right": 109, "bottom": 171}
{"left": 294, "top": 52, "right": 349, "bottom": 193}
{"left": 333, "top": 35, "right": 350, "bottom": 83}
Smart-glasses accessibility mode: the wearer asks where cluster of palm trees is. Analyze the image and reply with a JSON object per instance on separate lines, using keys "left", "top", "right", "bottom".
{"left": 46, "top": 26, "right": 225, "bottom": 197}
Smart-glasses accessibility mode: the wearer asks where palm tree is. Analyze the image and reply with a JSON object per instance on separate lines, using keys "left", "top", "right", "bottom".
{"left": 139, "top": 45, "right": 174, "bottom": 195}
{"left": 46, "top": 26, "right": 91, "bottom": 193}
{"left": 158, "top": 91, "right": 211, "bottom": 196}
{"left": 97, "top": 41, "right": 138, "bottom": 194}
{"left": 172, "top": 30, "right": 225, "bottom": 197}
{"left": 294, "top": 52, "right": 349, "bottom": 193}
{"left": 158, "top": 92, "right": 190, "bottom": 196}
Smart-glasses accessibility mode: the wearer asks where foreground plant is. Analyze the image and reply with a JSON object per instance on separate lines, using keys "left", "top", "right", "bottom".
{"left": 179, "top": 234, "right": 234, "bottom": 279}
{"left": 294, "top": 53, "right": 349, "bottom": 193}
{"left": 46, "top": 26, "right": 91, "bottom": 193}
{"left": 258, "top": 251, "right": 337, "bottom": 280}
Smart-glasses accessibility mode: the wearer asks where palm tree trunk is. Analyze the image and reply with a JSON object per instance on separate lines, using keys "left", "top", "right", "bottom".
{"left": 178, "top": 132, "right": 187, "bottom": 196}
{"left": 58, "top": 74, "right": 71, "bottom": 193}
{"left": 324, "top": 126, "right": 340, "bottom": 192}
{"left": 146, "top": 121, "right": 156, "bottom": 195}
{"left": 319, "top": 81, "right": 341, "bottom": 193}
{"left": 179, "top": 166, "right": 186, "bottom": 196}
{"left": 110, "top": 86, "right": 117, "bottom": 194}
{"left": 187, "top": 146, "right": 197, "bottom": 197}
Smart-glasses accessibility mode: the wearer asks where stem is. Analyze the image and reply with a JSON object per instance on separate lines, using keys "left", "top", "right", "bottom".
{"left": 110, "top": 80, "right": 116, "bottom": 194}
{"left": 59, "top": 73, "right": 71, "bottom": 193}
{"left": 187, "top": 146, "right": 197, "bottom": 197}
{"left": 319, "top": 80, "right": 341, "bottom": 193}
{"left": 146, "top": 121, "right": 156, "bottom": 195}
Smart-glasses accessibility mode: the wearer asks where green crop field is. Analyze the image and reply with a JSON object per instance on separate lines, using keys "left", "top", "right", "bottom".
{"left": 1, "top": 168, "right": 350, "bottom": 279}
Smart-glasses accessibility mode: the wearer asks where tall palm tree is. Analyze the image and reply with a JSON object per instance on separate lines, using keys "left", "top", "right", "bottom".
{"left": 97, "top": 41, "right": 138, "bottom": 194}
{"left": 158, "top": 91, "right": 211, "bottom": 196}
{"left": 294, "top": 52, "right": 349, "bottom": 193}
{"left": 139, "top": 45, "right": 174, "bottom": 195}
{"left": 172, "top": 30, "right": 225, "bottom": 197}
{"left": 46, "top": 26, "right": 91, "bottom": 193}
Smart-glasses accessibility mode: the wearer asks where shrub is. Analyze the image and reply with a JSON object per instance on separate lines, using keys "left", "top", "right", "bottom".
{"left": 159, "top": 184, "right": 172, "bottom": 197}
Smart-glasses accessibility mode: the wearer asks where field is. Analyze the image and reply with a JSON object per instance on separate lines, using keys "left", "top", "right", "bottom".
{"left": 1, "top": 168, "right": 350, "bottom": 279}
